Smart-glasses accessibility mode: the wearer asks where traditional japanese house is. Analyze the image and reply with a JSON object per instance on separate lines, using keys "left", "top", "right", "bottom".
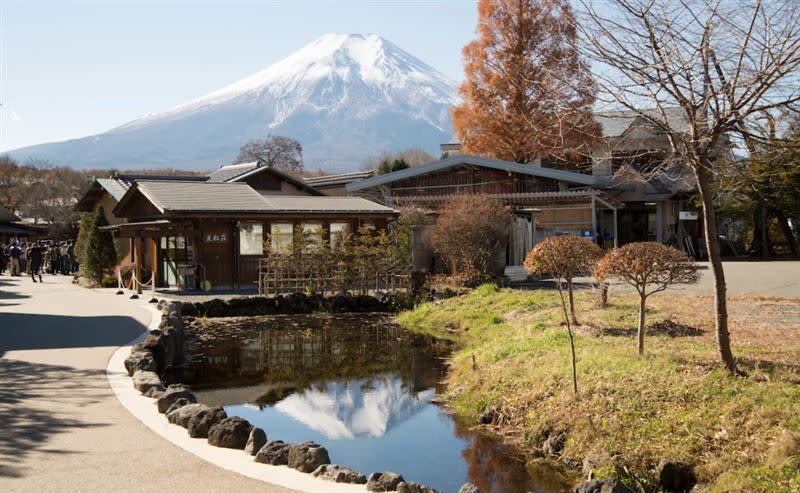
{"left": 106, "top": 178, "right": 397, "bottom": 291}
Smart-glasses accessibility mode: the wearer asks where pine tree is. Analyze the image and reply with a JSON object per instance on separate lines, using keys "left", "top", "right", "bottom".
{"left": 81, "top": 206, "right": 118, "bottom": 280}
{"left": 453, "top": 0, "right": 601, "bottom": 165}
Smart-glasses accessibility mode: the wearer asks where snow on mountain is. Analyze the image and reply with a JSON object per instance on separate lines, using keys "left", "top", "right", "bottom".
{"left": 8, "top": 33, "right": 458, "bottom": 172}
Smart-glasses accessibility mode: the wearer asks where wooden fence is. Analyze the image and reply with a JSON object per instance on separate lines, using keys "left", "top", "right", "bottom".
{"left": 258, "top": 254, "right": 410, "bottom": 297}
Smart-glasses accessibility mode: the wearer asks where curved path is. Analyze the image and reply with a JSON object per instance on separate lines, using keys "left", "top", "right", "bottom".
{"left": 0, "top": 275, "right": 297, "bottom": 493}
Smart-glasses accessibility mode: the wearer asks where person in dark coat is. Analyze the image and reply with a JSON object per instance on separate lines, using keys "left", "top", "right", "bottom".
{"left": 28, "top": 242, "right": 43, "bottom": 283}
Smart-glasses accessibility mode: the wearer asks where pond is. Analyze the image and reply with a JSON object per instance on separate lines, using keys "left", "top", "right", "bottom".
{"left": 179, "top": 314, "right": 567, "bottom": 493}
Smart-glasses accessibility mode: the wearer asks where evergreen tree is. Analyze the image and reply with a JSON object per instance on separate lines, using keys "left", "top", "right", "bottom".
{"left": 74, "top": 212, "right": 92, "bottom": 262}
{"left": 81, "top": 206, "right": 118, "bottom": 280}
{"left": 453, "top": 0, "right": 600, "bottom": 164}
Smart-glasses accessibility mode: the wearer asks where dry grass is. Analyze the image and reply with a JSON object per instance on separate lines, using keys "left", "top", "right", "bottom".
{"left": 396, "top": 285, "right": 800, "bottom": 492}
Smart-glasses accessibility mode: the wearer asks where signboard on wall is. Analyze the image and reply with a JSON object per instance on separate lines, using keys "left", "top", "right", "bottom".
{"left": 204, "top": 233, "right": 228, "bottom": 243}
{"left": 581, "top": 229, "right": 594, "bottom": 238}
{"left": 679, "top": 211, "right": 699, "bottom": 220}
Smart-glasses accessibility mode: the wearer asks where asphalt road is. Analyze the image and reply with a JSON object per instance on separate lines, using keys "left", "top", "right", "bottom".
{"left": 0, "top": 274, "right": 297, "bottom": 493}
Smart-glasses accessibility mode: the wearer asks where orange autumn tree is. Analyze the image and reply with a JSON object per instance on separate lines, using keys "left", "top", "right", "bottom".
{"left": 453, "top": 0, "right": 601, "bottom": 165}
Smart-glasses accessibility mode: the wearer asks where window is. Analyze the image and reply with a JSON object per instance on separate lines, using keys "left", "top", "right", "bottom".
{"left": 329, "top": 222, "right": 350, "bottom": 249}
{"left": 270, "top": 223, "right": 293, "bottom": 254}
{"left": 239, "top": 223, "right": 263, "bottom": 255}
{"left": 301, "top": 222, "right": 323, "bottom": 252}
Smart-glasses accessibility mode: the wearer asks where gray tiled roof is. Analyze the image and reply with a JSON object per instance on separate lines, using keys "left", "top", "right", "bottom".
{"left": 121, "top": 180, "right": 396, "bottom": 215}
{"left": 0, "top": 204, "right": 20, "bottom": 223}
{"left": 261, "top": 195, "right": 395, "bottom": 214}
{"left": 596, "top": 107, "right": 689, "bottom": 137}
{"left": 134, "top": 181, "right": 274, "bottom": 213}
{"left": 206, "top": 162, "right": 260, "bottom": 182}
{"left": 96, "top": 178, "right": 129, "bottom": 202}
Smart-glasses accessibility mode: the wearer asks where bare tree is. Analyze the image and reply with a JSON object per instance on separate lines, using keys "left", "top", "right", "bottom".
{"left": 578, "top": 0, "right": 800, "bottom": 373}
{"left": 524, "top": 236, "right": 603, "bottom": 394}
{"left": 596, "top": 242, "right": 699, "bottom": 354}
{"left": 234, "top": 135, "right": 304, "bottom": 175}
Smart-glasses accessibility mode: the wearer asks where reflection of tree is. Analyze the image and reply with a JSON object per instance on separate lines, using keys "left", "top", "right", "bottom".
{"left": 454, "top": 420, "right": 572, "bottom": 493}
{"left": 183, "top": 314, "right": 448, "bottom": 393}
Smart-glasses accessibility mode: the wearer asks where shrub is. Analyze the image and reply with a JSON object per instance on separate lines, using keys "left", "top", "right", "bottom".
{"left": 524, "top": 235, "right": 603, "bottom": 325}
{"left": 432, "top": 194, "right": 511, "bottom": 281}
{"left": 595, "top": 242, "right": 699, "bottom": 354}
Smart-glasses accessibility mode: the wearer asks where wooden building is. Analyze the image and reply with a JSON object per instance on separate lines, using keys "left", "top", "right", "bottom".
{"left": 103, "top": 174, "right": 396, "bottom": 291}
{"left": 346, "top": 155, "right": 622, "bottom": 267}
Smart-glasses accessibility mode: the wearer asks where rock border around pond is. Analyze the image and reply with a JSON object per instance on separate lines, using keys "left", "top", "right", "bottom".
{"left": 121, "top": 299, "right": 463, "bottom": 493}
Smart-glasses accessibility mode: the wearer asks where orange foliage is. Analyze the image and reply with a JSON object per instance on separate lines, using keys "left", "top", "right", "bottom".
{"left": 453, "top": 0, "right": 601, "bottom": 165}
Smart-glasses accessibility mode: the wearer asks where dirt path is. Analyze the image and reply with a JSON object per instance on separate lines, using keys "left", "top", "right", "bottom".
{"left": 0, "top": 275, "right": 297, "bottom": 493}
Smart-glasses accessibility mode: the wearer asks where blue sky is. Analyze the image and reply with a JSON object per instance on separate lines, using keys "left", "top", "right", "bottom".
{"left": 0, "top": 1, "right": 478, "bottom": 152}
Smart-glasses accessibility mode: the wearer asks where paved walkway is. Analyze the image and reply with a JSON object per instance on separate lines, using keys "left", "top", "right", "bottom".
{"left": 0, "top": 275, "right": 296, "bottom": 493}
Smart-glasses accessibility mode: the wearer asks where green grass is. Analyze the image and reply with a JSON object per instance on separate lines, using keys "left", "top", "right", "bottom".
{"left": 396, "top": 284, "right": 800, "bottom": 492}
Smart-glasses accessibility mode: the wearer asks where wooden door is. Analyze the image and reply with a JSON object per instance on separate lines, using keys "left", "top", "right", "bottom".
{"left": 199, "top": 221, "right": 234, "bottom": 290}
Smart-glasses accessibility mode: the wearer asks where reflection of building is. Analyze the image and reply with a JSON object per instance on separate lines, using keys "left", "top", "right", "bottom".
{"left": 184, "top": 315, "right": 445, "bottom": 393}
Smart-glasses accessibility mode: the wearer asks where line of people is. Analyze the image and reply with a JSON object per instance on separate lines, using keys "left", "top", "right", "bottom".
{"left": 0, "top": 240, "right": 78, "bottom": 283}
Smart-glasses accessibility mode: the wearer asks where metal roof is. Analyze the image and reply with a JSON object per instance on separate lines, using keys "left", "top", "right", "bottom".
{"left": 346, "top": 155, "right": 597, "bottom": 192}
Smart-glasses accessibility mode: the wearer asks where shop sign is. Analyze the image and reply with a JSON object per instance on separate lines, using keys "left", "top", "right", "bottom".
{"left": 679, "top": 211, "right": 699, "bottom": 220}
{"left": 204, "top": 233, "right": 228, "bottom": 243}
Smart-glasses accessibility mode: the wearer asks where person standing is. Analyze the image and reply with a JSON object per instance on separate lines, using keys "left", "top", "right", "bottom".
{"left": 28, "top": 242, "right": 43, "bottom": 283}
{"left": 9, "top": 242, "right": 21, "bottom": 276}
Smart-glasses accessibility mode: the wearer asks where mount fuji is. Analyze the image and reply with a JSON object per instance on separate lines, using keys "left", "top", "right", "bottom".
{"left": 8, "top": 34, "right": 459, "bottom": 172}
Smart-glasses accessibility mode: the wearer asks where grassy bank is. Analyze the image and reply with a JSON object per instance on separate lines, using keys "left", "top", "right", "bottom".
{"left": 396, "top": 285, "right": 800, "bottom": 492}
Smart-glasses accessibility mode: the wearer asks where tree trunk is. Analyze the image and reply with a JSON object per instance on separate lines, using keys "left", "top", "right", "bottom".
{"left": 637, "top": 294, "right": 646, "bottom": 354}
{"left": 599, "top": 281, "right": 609, "bottom": 307}
{"left": 567, "top": 276, "right": 579, "bottom": 325}
{"left": 774, "top": 209, "right": 798, "bottom": 257}
{"left": 556, "top": 282, "right": 578, "bottom": 395}
{"left": 695, "top": 166, "right": 737, "bottom": 373}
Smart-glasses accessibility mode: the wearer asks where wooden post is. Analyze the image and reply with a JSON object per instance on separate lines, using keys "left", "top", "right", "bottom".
{"left": 591, "top": 192, "right": 597, "bottom": 242}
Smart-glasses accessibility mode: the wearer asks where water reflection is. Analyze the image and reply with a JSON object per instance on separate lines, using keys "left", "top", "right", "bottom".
{"left": 273, "top": 377, "right": 436, "bottom": 439}
{"left": 181, "top": 314, "right": 568, "bottom": 493}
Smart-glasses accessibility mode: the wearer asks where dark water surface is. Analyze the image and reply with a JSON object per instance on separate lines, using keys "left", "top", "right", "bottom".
{"left": 180, "top": 314, "right": 567, "bottom": 493}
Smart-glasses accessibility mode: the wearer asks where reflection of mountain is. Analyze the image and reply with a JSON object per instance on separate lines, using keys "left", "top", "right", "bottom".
{"left": 273, "top": 376, "right": 435, "bottom": 439}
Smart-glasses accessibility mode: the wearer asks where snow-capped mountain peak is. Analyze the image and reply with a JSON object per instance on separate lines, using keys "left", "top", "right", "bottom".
{"left": 9, "top": 33, "right": 458, "bottom": 172}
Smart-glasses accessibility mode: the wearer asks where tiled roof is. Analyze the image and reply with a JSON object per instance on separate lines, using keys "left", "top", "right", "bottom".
{"left": 116, "top": 180, "right": 396, "bottom": 216}
{"left": 131, "top": 181, "right": 273, "bottom": 214}
{"left": 261, "top": 195, "right": 395, "bottom": 214}
{"left": 0, "top": 204, "right": 21, "bottom": 223}
{"left": 596, "top": 107, "right": 689, "bottom": 137}
{"left": 206, "top": 162, "right": 260, "bottom": 182}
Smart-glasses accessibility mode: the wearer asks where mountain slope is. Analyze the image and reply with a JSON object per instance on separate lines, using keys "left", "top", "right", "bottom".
{"left": 8, "top": 34, "right": 458, "bottom": 171}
